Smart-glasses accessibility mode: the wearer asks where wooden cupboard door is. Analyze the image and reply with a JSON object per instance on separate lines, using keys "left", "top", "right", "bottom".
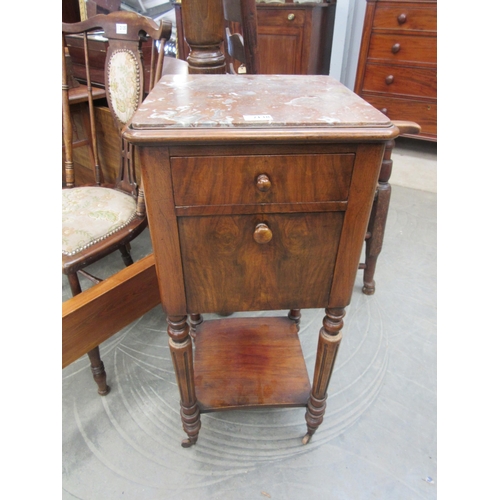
{"left": 257, "top": 26, "right": 304, "bottom": 74}
{"left": 178, "top": 212, "right": 344, "bottom": 313}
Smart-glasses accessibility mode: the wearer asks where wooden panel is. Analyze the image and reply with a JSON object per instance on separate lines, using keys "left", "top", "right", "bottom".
{"left": 361, "top": 94, "right": 436, "bottom": 139}
{"left": 257, "top": 28, "right": 302, "bottom": 74}
{"left": 368, "top": 32, "right": 436, "bottom": 65}
{"left": 179, "top": 211, "right": 344, "bottom": 314}
{"left": 171, "top": 154, "right": 355, "bottom": 206}
{"left": 362, "top": 63, "right": 436, "bottom": 98}
{"left": 373, "top": 3, "right": 437, "bottom": 32}
{"left": 62, "top": 254, "right": 160, "bottom": 368}
{"left": 194, "top": 317, "right": 311, "bottom": 411}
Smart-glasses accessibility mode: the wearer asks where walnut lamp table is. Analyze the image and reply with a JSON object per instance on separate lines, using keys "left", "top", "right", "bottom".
{"left": 124, "top": 74, "right": 418, "bottom": 447}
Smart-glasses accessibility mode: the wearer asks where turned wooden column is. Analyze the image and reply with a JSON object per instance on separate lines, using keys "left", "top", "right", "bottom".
{"left": 181, "top": 0, "right": 226, "bottom": 74}
{"left": 303, "top": 307, "right": 345, "bottom": 444}
{"left": 361, "top": 139, "right": 395, "bottom": 295}
{"left": 167, "top": 315, "right": 201, "bottom": 447}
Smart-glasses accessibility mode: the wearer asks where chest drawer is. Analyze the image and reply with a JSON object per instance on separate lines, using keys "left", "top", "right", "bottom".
{"left": 360, "top": 94, "right": 436, "bottom": 138}
{"left": 373, "top": 3, "right": 437, "bottom": 32}
{"left": 257, "top": 8, "right": 306, "bottom": 28}
{"left": 171, "top": 153, "right": 355, "bottom": 207}
{"left": 362, "top": 63, "right": 436, "bottom": 98}
{"left": 368, "top": 33, "right": 436, "bottom": 65}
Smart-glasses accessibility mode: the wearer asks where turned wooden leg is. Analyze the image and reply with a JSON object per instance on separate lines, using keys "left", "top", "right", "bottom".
{"left": 362, "top": 139, "right": 395, "bottom": 295}
{"left": 288, "top": 309, "right": 302, "bottom": 332}
{"left": 303, "top": 307, "right": 345, "bottom": 444}
{"left": 67, "top": 272, "right": 110, "bottom": 395}
{"left": 119, "top": 243, "right": 134, "bottom": 267}
{"left": 167, "top": 315, "right": 201, "bottom": 447}
{"left": 188, "top": 313, "right": 203, "bottom": 340}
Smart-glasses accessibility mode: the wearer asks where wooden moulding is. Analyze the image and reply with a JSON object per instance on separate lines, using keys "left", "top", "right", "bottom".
{"left": 193, "top": 317, "right": 311, "bottom": 412}
{"left": 62, "top": 254, "right": 160, "bottom": 368}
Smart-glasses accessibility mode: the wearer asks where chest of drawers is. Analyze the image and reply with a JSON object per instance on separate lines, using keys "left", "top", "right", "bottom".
{"left": 124, "top": 74, "right": 407, "bottom": 446}
{"left": 354, "top": 0, "right": 437, "bottom": 140}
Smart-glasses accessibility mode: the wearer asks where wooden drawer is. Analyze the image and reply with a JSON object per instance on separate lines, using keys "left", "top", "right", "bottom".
{"left": 171, "top": 154, "right": 355, "bottom": 207}
{"left": 362, "top": 63, "right": 436, "bottom": 98}
{"left": 257, "top": 8, "right": 306, "bottom": 28}
{"left": 373, "top": 3, "right": 437, "bottom": 32}
{"left": 360, "top": 94, "right": 437, "bottom": 138}
{"left": 368, "top": 32, "right": 436, "bottom": 65}
{"left": 179, "top": 212, "right": 344, "bottom": 313}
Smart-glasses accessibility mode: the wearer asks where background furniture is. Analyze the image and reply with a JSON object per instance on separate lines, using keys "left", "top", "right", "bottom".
{"left": 354, "top": 0, "right": 437, "bottom": 141}
{"left": 222, "top": 0, "right": 260, "bottom": 74}
{"left": 62, "top": 11, "right": 171, "bottom": 394}
{"left": 174, "top": 0, "right": 336, "bottom": 75}
{"left": 125, "top": 73, "right": 418, "bottom": 446}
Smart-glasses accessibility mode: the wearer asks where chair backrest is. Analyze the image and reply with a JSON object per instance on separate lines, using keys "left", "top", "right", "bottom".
{"left": 222, "top": 0, "right": 260, "bottom": 74}
{"left": 62, "top": 11, "right": 172, "bottom": 193}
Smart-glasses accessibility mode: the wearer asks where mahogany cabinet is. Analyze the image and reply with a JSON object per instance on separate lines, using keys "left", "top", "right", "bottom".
{"left": 124, "top": 74, "right": 408, "bottom": 446}
{"left": 354, "top": 0, "right": 436, "bottom": 140}
{"left": 174, "top": 1, "right": 337, "bottom": 75}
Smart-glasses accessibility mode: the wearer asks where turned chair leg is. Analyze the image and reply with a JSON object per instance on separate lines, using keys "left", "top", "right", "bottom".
{"left": 119, "top": 243, "right": 134, "bottom": 267}
{"left": 66, "top": 272, "right": 110, "bottom": 395}
{"left": 362, "top": 139, "right": 395, "bottom": 295}
{"left": 288, "top": 309, "right": 301, "bottom": 332}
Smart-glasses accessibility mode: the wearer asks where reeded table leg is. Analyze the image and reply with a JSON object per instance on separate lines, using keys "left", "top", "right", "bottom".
{"left": 303, "top": 307, "right": 345, "bottom": 444}
{"left": 167, "top": 315, "right": 201, "bottom": 447}
{"left": 362, "top": 139, "right": 395, "bottom": 295}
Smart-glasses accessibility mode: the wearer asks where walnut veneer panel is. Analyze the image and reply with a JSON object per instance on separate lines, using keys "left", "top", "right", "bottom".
{"left": 171, "top": 154, "right": 355, "bottom": 206}
{"left": 179, "top": 211, "right": 344, "bottom": 313}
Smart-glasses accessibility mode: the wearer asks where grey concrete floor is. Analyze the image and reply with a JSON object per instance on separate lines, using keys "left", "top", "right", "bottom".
{"left": 62, "top": 146, "right": 437, "bottom": 499}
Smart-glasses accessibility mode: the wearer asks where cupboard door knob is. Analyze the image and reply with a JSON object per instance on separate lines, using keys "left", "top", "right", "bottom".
{"left": 256, "top": 174, "right": 272, "bottom": 192}
{"left": 381, "top": 108, "right": 388, "bottom": 115}
{"left": 253, "top": 223, "right": 273, "bottom": 244}
{"left": 397, "top": 13, "right": 407, "bottom": 24}
{"left": 288, "top": 13, "right": 295, "bottom": 21}
{"left": 391, "top": 43, "right": 401, "bottom": 54}
{"left": 385, "top": 75, "right": 394, "bottom": 85}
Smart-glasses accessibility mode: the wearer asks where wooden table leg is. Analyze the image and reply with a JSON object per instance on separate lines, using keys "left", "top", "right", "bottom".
{"left": 361, "top": 139, "right": 395, "bottom": 295}
{"left": 167, "top": 315, "right": 201, "bottom": 447}
{"left": 303, "top": 307, "right": 345, "bottom": 444}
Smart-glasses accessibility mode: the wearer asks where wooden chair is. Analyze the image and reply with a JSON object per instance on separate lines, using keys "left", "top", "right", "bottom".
{"left": 62, "top": 11, "right": 172, "bottom": 395}
{"left": 222, "top": 0, "right": 260, "bottom": 74}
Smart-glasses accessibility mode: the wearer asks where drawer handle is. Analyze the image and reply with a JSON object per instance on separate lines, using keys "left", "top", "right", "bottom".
{"left": 287, "top": 13, "right": 295, "bottom": 21}
{"left": 397, "top": 13, "right": 407, "bottom": 24}
{"left": 391, "top": 43, "right": 401, "bottom": 54}
{"left": 256, "top": 174, "right": 272, "bottom": 192}
{"left": 381, "top": 108, "right": 388, "bottom": 115}
{"left": 253, "top": 223, "right": 273, "bottom": 244}
{"left": 385, "top": 75, "right": 394, "bottom": 85}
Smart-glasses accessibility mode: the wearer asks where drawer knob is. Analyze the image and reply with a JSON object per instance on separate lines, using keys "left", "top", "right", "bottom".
{"left": 397, "top": 13, "right": 407, "bottom": 24}
{"left": 253, "top": 223, "right": 273, "bottom": 244}
{"left": 381, "top": 108, "right": 388, "bottom": 115}
{"left": 288, "top": 13, "right": 295, "bottom": 21}
{"left": 256, "top": 174, "right": 272, "bottom": 192}
{"left": 385, "top": 75, "right": 394, "bottom": 85}
{"left": 391, "top": 43, "right": 401, "bottom": 54}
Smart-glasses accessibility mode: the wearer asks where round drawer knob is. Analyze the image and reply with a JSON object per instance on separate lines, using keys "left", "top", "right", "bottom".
{"left": 391, "top": 43, "right": 401, "bottom": 54}
{"left": 256, "top": 174, "right": 271, "bottom": 192}
{"left": 288, "top": 13, "right": 295, "bottom": 21}
{"left": 397, "top": 13, "right": 407, "bottom": 24}
{"left": 385, "top": 75, "right": 394, "bottom": 85}
{"left": 381, "top": 108, "right": 388, "bottom": 115}
{"left": 253, "top": 223, "right": 273, "bottom": 244}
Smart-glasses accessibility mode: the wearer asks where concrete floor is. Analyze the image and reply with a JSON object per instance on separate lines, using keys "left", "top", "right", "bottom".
{"left": 62, "top": 138, "right": 437, "bottom": 499}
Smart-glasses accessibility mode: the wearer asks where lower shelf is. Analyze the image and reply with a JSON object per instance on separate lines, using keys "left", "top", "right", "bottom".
{"left": 193, "top": 317, "right": 311, "bottom": 412}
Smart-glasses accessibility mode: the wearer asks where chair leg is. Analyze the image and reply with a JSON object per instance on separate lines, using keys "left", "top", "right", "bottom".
{"left": 119, "top": 243, "right": 134, "bottom": 267}
{"left": 66, "top": 272, "right": 110, "bottom": 395}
